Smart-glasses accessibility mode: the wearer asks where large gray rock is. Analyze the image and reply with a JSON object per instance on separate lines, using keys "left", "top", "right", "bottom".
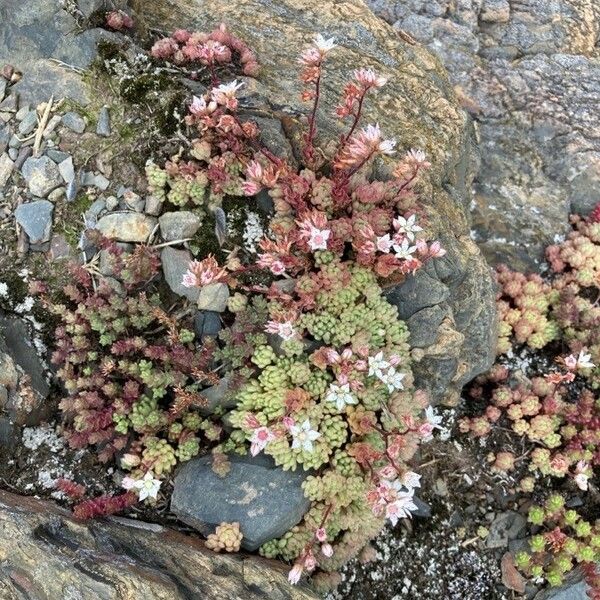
{"left": 366, "top": 0, "right": 600, "bottom": 271}
{"left": 171, "top": 454, "right": 311, "bottom": 551}
{"left": 161, "top": 246, "right": 200, "bottom": 302}
{"left": 0, "top": 489, "right": 318, "bottom": 600}
{"left": 0, "top": 1, "right": 126, "bottom": 105}
{"left": 21, "top": 156, "right": 62, "bottom": 198}
{"left": 14, "top": 200, "right": 54, "bottom": 244}
{"left": 0, "top": 314, "right": 51, "bottom": 428}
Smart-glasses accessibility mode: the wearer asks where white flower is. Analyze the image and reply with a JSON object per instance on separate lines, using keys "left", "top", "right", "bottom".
{"left": 406, "top": 149, "right": 430, "bottom": 167}
{"left": 326, "top": 382, "right": 357, "bottom": 411}
{"left": 265, "top": 320, "right": 296, "bottom": 341}
{"left": 385, "top": 491, "right": 418, "bottom": 526}
{"left": 0, "top": 282, "right": 8, "bottom": 297}
{"left": 393, "top": 238, "right": 418, "bottom": 260}
{"left": 123, "top": 472, "right": 161, "bottom": 501}
{"left": 574, "top": 461, "right": 590, "bottom": 491}
{"left": 314, "top": 34, "right": 337, "bottom": 54}
{"left": 250, "top": 426, "right": 275, "bottom": 456}
{"left": 574, "top": 472, "right": 589, "bottom": 491}
{"left": 368, "top": 351, "right": 390, "bottom": 378}
{"left": 393, "top": 214, "right": 423, "bottom": 241}
{"left": 378, "top": 138, "right": 397, "bottom": 155}
{"left": 379, "top": 367, "right": 405, "bottom": 393}
{"left": 290, "top": 419, "right": 321, "bottom": 452}
{"left": 213, "top": 80, "right": 245, "bottom": 96}
{"left": 308, "top": 226, "right": 331, "bottom": 251}
{"left": 425, "top": 406, "right": 443, "bottom": 430}
{"left": 577, "top": 349, "right": 595, "bottom": 370}
{"left": 401, "top": 471, "right": 422, "bottom": 491}
{"left": 288, "top": 563, "right": 304, "bottom": 585}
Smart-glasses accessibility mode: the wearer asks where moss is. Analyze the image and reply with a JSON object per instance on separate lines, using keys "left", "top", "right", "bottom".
{"left": 59, "top": 193, "right": 94, "bottom": 249}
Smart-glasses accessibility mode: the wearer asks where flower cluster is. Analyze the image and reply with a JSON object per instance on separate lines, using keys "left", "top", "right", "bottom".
{"left": 150, "top": 24, "right": 259, "bottom": 77}
{"left": 36, "top": 241, "right": 219, "bottom": 509}
{"left": 178, "top": 33, "right": 448, "bottom": 581}
{"left": 462, "top": 203, "right": 600, "bottom": 592}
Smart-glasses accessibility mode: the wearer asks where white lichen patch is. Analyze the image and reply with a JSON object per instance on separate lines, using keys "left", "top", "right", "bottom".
{"left": 242, "top": 210, "right": 264, "bottom": 254}
{"left": 22, "top": 424, "right": 64, "bottom": 452}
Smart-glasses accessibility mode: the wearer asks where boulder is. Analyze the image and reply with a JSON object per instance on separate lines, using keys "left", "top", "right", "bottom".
{"left": 0, "top": 489, "right": 317, "bottom": 600}
{"left": 134, "top": 0, "right": 497, "bottom": 405}
{"left": 171, "top": 454, "right": 311, "bottom": 551}
{"left": 366, "top": 0, "right": 600, "bottom": 270}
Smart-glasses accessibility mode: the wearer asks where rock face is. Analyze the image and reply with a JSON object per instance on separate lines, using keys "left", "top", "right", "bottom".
{"left": 366, "top": 0, "right": 600, "bottom": 271}
{"left": 0, "top": 1, "right": 126, "bottom": 105}
{"left": 134, "top": 0, "right": 497, "bottom": 405}
{"left": 171, "top": 454, "right": 311, "bottom": 551}
{"left": 0, "top": 489, "right": 317, "bottom": 600}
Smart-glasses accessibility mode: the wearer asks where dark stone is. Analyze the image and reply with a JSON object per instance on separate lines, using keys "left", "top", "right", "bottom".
{"left": 14, "top": 200, "right": 54, "bottom": 244}
{"left": 61, "top": 112, "right": 86, "bottom": 133}
{"left": 161, "top": 247, "right": 200, "bottom": 303}
{"left": 96, "top": 106, "right": 111, "bottom": 137}
{"left": 0, "top": 417, "right": 18, "bottom": 451}
{"left": 412, "top": 496, "right": 432, "bottom": 518}
{"left": 46, "top": 149, "right": 70, "bottom": 164}
{"left": 194, "top": 310, "right": 222, "bottom": 340}
{"left": 486, "top": 511, "right": 527, "bottom": 549}
{"left": 171, "top": 453, "right": 311, "bottom": 551}
{"left": 385, "top": 270, "right": 450, "bottom": 320}
{"left": 406, "top": 305, "right": 447, "bottom": 348}
{"left": 198, "top": 375, "right": 238, "bottom": 415}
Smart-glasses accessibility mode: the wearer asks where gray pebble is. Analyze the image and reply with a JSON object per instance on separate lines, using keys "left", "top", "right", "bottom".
{"left": 58, "top": 157, "right": 75, "bottom": 183}
{"left": 46, "top": 149, "right": 70, "bottom": 164}
{"left": 15, "top": 104, "right": 30, "bottom": 121}
{"left": 96, "top": 106, "right": 111, "bottom": 137}
{"left": 61, "top": 111, "right": 86, "bottom": 134}
{"left": 18, "top": 111, "right": 38, "bottom": 136}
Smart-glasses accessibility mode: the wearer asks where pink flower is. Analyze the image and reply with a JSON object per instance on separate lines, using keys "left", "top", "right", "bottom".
{"left": 354, "top": 68, "right": 387, "bottom": 89}
{"left": 303, "top": 551, "right": 317, "bottom": 571}
{"left": 211, "top": 80, "right": 244, "bottom": 110}
{"left": 428, "top": 241, "right": 446, "bottom": 258}
{"left": 376, "top": 234, "right": 393, "bottom": 253}
{"left": 335, "top": 123, "right": 396, "bottom": 169}
{"left": 308, "top": 226, "right": 331, "bottom": 251}
{"left": 265, "top": 320, "right": 296, "bottom": 341}
{"left": 316, "top": 527, "right": 327, "bottom": 542}
{"left": 282, "top": 416, "right": 295, "bottom": 429}
{"left": 250, "top": 426, "right": 275, "bottom": 456}
{"left": 181, "top": 255, "right": 227, "bottom": 288}
{"left": 288, "top": 563, "right": 303, "bottom": 585}
{"left": 270, "top": 260, "right": 287, "bottom": 275}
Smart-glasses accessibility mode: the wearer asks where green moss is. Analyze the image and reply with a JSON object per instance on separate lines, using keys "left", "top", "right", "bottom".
{"left": 60, "top": 193, "right": 94, "bottom": 249}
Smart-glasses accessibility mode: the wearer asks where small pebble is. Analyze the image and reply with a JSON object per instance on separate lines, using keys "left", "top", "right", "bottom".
{"left": 48, "top": 187, "right": 65, "bottom": 202}
{"left": 105, "top": 196, "right": 119, "bottom": 210}
{"left": 96, "top": 106, "right": 111, "bottom": 137}
{"left": 8, "top": 135, "right": 21, "bottom": 149}
{"left": 61, "top": 111, "right": 86, "bottom": 134}
{"left": 8, "top": 148, "right": 17, "bottom": 161}
{"left": 15, "top": 104, "right": 30, "bottom": 121}
{"left": 58, "top": 157, "right": 75, "bottom": 183}
{"left": 42, "top": 115, "right": 62, "bottom": 138}
{"left": 18, "top": 111, "right": 38, "bottom": 136}
{"left": 46, "top": 149, "right": 70, "bottom": 164}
